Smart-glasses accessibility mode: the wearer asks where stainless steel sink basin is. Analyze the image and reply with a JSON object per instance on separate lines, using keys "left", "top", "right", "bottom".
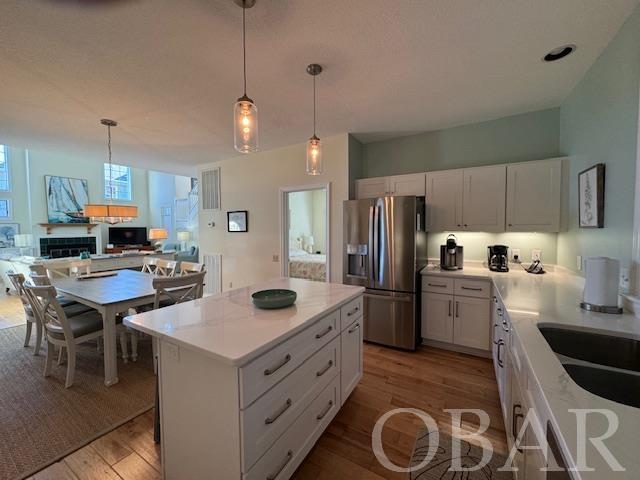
{"left": 562, "top": 364, "right": 640, "bottom": 409}
{"left": 538, "top": 325, "right": 640, "bottom": 408}
{"left": 538, "top": 326, "right": 640, "bottom": 372}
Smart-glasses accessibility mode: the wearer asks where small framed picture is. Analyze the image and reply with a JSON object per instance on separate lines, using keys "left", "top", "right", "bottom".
{"left": 578, "top": 164, "right": 605, "bottom": 228}
{"left": 227, "top": 210, "right": 248, "bottom": 232}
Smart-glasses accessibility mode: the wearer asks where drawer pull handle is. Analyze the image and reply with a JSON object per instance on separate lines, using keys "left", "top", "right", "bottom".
{"left": 348, "top": 323, "right": 361, "bottom": 334}
{"left": 455, "top": 301, "right": 459, "bottom": 318}
{"left": 264, "top": 354, "right": 291, "bottom": 376}
{"left": 315, "top": 325, "right": 333, "bottom": 339}
{"left": 266, "top": 450, "right": 293, "bottom": 480}
{"left": 497, "top": 340, "right": 504, "bottom": 368}
{"left": 448, "top": 299, "right": 452, "bottom": 317}
{"left": 428, "top": 283, "right": 447, "bottom": 288}
{"left": 347, "top": 306, "right": 360, "bottom": 316}
{"left": 265, "top": 398, "right": 292, "bottom": 425}
{"left": 316, "top": 360, "right": 334, "bottom": 377}
{"left": 461, "top": 286, "right": 483, "bottom": 291}
{"left": 316, "top": 400, "right": 334, "bottom": 421}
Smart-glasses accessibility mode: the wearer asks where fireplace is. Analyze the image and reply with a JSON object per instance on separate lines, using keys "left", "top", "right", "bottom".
{"left": 39, "top": 237, "right": 97, "bottom": 259}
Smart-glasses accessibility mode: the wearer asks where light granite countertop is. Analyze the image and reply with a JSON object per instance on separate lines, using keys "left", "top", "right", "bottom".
{"left": 422, "top": 263, "right": 640, "bottom": 479}
{"left": 124, "top": 277, "right": 364, "bottom": 367}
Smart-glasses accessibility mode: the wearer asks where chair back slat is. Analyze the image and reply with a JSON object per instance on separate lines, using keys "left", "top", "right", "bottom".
{"left": 23, "top": 284, "right": 73, "bottom": 341}
{"left": 29, "top": 264, "right": 47, "bottom": 276}
{"left": 152, "top": 271, "right": 205, "bottom": 309}
{"left": 30, "top": 274, "right": 52, "bottom": 286}
{"left": 179, "top": 261, "right": 205, "bottom": 276}
{"left": 155, "top": 259, "right": 178, "bottom": 277}
{"left": 7, "top": 272, "right": 32, "bottom": 316}
{"left": 141, "top": 256, "right": 158, "bottom": 274}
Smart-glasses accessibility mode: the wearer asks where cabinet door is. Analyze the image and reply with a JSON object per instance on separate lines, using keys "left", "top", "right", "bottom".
{"left": 421, "top": 292, "right": 454, "bottom": 343}
{"left": 340, "top": 320, "right": 363, "bottom": 405}
{"left": 355, "top": 177, "right": 389, "bottom": 199}
{"left": 425, "top": 170, "right": 463, "bottom": 231}
{"left": 453, "top": 296, "right": 490, "bottom": 350}
{"left": 462, "top": 166, "right": 506, "bottom": 232}
{"left": 506, "top": 159, "right": 562, "bottom": 232}
{"left": 389, "top": 173, "right": 426, "bottom": 196}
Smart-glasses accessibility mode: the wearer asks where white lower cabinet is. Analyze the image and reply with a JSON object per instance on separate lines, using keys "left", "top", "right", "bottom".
{"left": 452, "top": 296, "right": 490, "bottom": 350}
{"left": 340, "top": 318, "right": 363, "bottom": 405}
{"left": 421, "top": 292, "right": 454, "bottom": 343}
{"left": 421, "top": 278, "right": 490, "bottom": 351}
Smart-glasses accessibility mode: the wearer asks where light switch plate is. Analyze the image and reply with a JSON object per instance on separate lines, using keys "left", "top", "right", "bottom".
{"left": 532, "top": 249, "right": 542, "bottom": 262}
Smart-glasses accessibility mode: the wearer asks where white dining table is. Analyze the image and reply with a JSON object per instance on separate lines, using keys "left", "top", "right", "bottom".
{"left": 52, "top": 269, "right": 157, "bottom": 386}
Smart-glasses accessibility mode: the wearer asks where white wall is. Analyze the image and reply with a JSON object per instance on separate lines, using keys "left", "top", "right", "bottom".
{"left": 311, "top": 189, "right": 327, "bottom": 253}
{"left": 198, "top": 134, "right": 349, "bottom": 290}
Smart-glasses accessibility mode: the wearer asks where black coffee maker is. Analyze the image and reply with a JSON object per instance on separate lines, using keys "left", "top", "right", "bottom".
{"left": 488, "top": 245, "right": 509, "bottom": 272}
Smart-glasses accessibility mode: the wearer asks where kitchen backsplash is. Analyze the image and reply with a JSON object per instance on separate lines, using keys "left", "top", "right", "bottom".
{"left": 427, "top": 232, "right": 558, "bottom": 264}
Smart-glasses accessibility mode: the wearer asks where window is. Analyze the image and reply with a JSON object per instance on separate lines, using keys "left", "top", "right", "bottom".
{"left": 0, "top": 199, "right": 10, "bottom": 218}
{"left": 104, "top": 163, "right": 132, "bottom": 200}
{"left": 0, "top": 145, "right": 9, "bottom": 191}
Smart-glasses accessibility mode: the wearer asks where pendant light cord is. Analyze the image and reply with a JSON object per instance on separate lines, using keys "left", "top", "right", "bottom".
{"left": 313, "top": 74, "right": 316, "bottom": 136}
{"left": 242, "top": 5, "right": 247, "bottom": 96}
{"left": 107, "top": 124, "right": 113, "bottom": 204}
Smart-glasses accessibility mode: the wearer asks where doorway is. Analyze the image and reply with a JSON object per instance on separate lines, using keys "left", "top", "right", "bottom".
{"left": 280, "top": 184, "right": 330, "bottom": 283}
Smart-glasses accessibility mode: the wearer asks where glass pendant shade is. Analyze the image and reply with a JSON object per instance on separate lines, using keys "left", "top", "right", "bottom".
{"left": 234, "top": 95, "right": 259, "bottom": 153}
{"left": 84, "top": 204, "right": 138, "bottom": 225}
{"left": 306, "top": 135, "right": 322, "bottom": 175}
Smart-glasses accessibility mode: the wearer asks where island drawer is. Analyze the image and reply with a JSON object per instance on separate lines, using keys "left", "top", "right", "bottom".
{"left": 241, "top": 336, "right": 339, "bottom": 471}
{"left": 454, "top": 278, "right": 490, "bottom": 298}
{"left": 243, "top": 377, "right": 340, "bottom": 480}
{"left": 422, "top": 275, "right": 454, "bottom": 294}
{"left": 239, "top": 309, "right": 339, "bottom": 408}
{"left": 340, "top": 296, "right": 363, "bottom": 331}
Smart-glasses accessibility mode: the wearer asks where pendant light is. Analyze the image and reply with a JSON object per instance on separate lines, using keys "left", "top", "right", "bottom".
{"left": 233, "top": 0, "right": 258, "bottom": 153}
{"left": 306, "top": 64, "right": 323, "bottom": 175}
{"left": 83, "top": 119, "right": 138, "bottom": 224}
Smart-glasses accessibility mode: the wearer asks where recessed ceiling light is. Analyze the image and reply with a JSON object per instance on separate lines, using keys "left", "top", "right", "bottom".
{"left": 543, "top": 44, "right": 576, "bottom": 62}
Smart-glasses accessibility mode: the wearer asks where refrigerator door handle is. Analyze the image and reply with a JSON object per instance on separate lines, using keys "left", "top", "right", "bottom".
{"left": 368, "top": 205, "right": 375, "bottom": 284}
{"left": 372, "top": 204, "right": 380, "bottom": 286}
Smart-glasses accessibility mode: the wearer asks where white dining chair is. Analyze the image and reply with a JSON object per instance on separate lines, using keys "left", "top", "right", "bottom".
{"left": 141, "top": 256, "right": 158, "bottom": 274}
{"left": 178, "top": 261, "right": 205, "bottom": 275}
{"left": 155, "top": 259, "right": 177, "bottom": 277}
{"left": 7, "top": 272, "right": 42, "bottom": 355}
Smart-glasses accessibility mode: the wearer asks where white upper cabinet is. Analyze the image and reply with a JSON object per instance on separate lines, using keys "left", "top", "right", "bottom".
{"left": 425, "top": 170, "right": 463, "bottom": 231}
{"left": 388, "top": 173, "right": 426, "bottom": 196}
{"left": 355, "top": 173, "right": 425, "bottom": 199}
{"left": 355, "top": 177, "right": 388, "bottom": 199}
{"left": 462, "top": 165, "right": 506, "bottom": 232}
{"left": 506, "top": 158, "right": 563, "bottom": 232}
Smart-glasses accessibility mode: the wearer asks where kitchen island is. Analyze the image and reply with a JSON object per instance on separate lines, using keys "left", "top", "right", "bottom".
{"left": 124, "top": 277, "right": 364, "bottom": 480}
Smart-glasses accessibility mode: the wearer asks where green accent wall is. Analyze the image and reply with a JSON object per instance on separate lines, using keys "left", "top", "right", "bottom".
{"left": 361, "top": 108, "right": 560, "bottom": 177}
{"left": 557, "top": 5, "right": 640, "bottom": 273}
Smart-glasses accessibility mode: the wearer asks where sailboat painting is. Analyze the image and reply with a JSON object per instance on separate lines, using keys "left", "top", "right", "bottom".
{"left": 45, "top": 175, "right": 90, "bottom": 223}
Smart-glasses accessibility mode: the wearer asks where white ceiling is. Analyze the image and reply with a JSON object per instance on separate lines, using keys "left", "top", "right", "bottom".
{"left": 0, "top": 0, "right": 638, "bottom": 175}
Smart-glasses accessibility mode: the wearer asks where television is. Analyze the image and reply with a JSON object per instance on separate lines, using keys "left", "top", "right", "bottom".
{"left": 108, "top": 227, "right": 148, "bottom": 246}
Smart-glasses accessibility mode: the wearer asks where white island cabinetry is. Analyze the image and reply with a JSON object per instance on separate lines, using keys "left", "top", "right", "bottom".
{"left": 124, "top": 278, "right": 364, "bottom": 480}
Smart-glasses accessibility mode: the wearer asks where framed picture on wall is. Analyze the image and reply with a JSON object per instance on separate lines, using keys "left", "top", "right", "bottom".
{"left": 45, "top": 175, "right": 90, "bottom": 223}
{"left": 0, "top": 223, "right": 19, "bottom": 248}
{"left": 578, "top": 163, "right": 605, "bottom": 228}
{"left": 227, "top": 210, "right": 248, "bottom": 232}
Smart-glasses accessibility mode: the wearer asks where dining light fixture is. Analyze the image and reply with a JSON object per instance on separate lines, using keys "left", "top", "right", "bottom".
{"left": 306, "top": 64, "right": 323, "bottom": 175}
{"left": 233, "top": 0, "right": 259, "bottom": 153}
{"left": 83, "top": 119, "right": 138, "bottom": 225}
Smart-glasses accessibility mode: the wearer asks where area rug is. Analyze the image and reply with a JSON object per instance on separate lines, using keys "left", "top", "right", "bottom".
{"left": 410, "top": 428, "right": 512, "bottom": 479}
{"left": 0, "top": 325, "right": 155, "bottom": 480}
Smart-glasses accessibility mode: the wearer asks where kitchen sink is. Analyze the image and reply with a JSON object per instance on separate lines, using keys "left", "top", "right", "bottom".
{"left": 538, "top": 326, "right": 640, "bottom": 373}
{"left": 562, "top": 364, "right": 640, "bottom": 409}
{"left": 538, "top": 326, "right": 640, "bottom": 408}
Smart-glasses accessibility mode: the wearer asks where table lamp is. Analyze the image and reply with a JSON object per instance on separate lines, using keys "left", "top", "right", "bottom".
{"left": 14, "top": 234, "right": 34, "bottom": 256}
{"left": 148, "top": 228, "right": 168, "bottom": 250}
{"left": 177, "top": 231, "right": 190, "bottom": 251}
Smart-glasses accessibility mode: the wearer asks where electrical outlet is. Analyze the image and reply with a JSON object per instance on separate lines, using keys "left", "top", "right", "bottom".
{"left": 228, "top": 282, "right": 233, "bottom": 288}
{"left": 577, "top": 255, "right": 582, "bottom": 271}
{"left": 272, "top": 254, "right": 279, "bottom": 262}
{"left": 512, "top": 248, "right": 521, "bottom": 262}
{"left": 532, "top": 249, "right": 542, "bottom": 262}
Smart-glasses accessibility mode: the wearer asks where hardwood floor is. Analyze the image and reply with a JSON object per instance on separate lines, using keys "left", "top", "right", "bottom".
{"left": 30, "top": 344, "right": 506, "bottom": 480}
{"left": 0, "top": 291, "right": 26, "bottom": 329}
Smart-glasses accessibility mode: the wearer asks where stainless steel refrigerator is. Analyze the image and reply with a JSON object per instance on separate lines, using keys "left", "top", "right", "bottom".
{"left": 343, "top": 196, "right": 427, "bottom": 350}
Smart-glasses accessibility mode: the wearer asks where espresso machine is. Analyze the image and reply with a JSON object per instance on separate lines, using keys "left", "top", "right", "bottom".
{"left": 488, "top": 245, "right": 509, "bottom": 272}
{"left": 440, "top": 234, "right": 463, "bottom": 270}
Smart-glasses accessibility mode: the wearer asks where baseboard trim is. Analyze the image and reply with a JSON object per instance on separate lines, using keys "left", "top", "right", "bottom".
{"left": 421, "top": 339, "right": 492, "bottom": 359}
